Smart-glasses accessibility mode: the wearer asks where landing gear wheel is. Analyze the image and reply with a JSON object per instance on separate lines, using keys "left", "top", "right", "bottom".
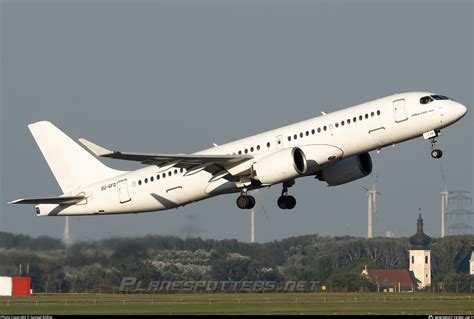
{"left": 236, "top": 195, "right": 256, "bottom": 209}
{"left": 429, "top": 136, "right": 443, "bottom": 159}
{"left": 247, "top": 195, "right": 256, "bottom": 209}
{"left": 236, "top": 195, "right": 248, "bottom": 209}
{"left": 277, "top": 195, "right": 296, "bottom": 210}
{"left": 277, "top": 196, "right": 287, "bottom": 209}
{"left": 285, "top": 196, "right": 296, "bottom": 209}
{"left": 431, "top": 149, "right": 443, "bottom": 159}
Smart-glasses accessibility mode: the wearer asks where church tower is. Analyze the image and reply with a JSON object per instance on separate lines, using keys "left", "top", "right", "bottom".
{"left": 408, "top": 210, "right": 432, "bottom": 289}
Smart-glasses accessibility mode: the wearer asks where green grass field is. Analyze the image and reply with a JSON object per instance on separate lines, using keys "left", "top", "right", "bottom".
{"left": 1, "top": 292, "right": 473, "bottom": 315}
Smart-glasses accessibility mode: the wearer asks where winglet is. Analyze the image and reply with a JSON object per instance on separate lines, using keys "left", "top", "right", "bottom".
{"left": 79, "top": 138, "right": 114, "bottom": 157}
{"left": 8, "top": 199, "right": 25, "bottom": 204}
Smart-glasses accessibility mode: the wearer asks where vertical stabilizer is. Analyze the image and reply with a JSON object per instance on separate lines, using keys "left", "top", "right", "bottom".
{"left": 28, "top": 121, "right": 126, "bottom": 193}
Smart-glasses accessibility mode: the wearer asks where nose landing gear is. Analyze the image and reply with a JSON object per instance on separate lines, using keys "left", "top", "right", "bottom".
{"left": 431, "top": 148, "right": 443, "bottom": 159}
{"left": 429, "top": 137, "right": 443, "bottom": 159}
{"left": 423, "top": 130, "right": 443, "bottom": 159}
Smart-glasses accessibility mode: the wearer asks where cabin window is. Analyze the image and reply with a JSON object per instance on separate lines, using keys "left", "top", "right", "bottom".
{"left": 180, "top": 168, "right": 184, "bottom": 173}
{"left": 341, "top": 121, "right": 345, "bottom": 126}
{"left": 138, "top": 180, "right": 142, "bottom": 185}
{"left": 294, "top": 134, "right": 297, "bottom": 139}
{"left": 168, "top": 171, "right": 172, "bottom": 177}
{"left": 353, "top": 117, "right": 357, "bottom": 122}
{"left": 250, "top": 147, "right": 254, "bottom": 152}
{"left": 299, "top": 132, "right": 303, "bottom": 138}
{"left": 371, "top": 112, "right": 375, "bottom": 117}
{"left": 257, "top": 145, "right": 260, "bottom": 151}
{"left": 157, "top": 175, "right": 160, "bottom": 180}
{"left": 306, "top": 131, "right": 309, "bottom": 136}
{"left": 425, "top": 256, "right": 428, "bottom": 264}
{"left": 267, "top": 142, "right": 270, "bottom": 148}
{"left": 311, "top": 129, "right": 315, "bottom": 134}
{"left": 245, "top": 149, "right": 248, "bottom": 154}
{"left": 144, "top": 178, "right": 148, "bottom": 183}
{"left": 288, "top": 136, "right": 291, "bottom": 141}
{"left": 150, "top": 176, "right": 154, "bottom": 182}
{"left": 359, "top": 115, "right": 363, "bottom": 121}
{"left": 323, "top": 126, "right": 327, "bottom": 131}
{"left": 347, "top": 119, "right": 351, "bottom": 124}
{"left": 365, "top": 114, "right": 369, "bottom": 119}
{"left": 162, "top": 173, "right": 166, "bottom": 178}
{"left": 335, "top": 123, "right": 339, "bottom": 128}
{"left": 238, "top": 150, "right": 242, "bottom": 155}
{"left": 174, "top": 169, "right": 178, "bottom": 175}
{"left": 411, "top": 256, "right": 414, "bottom": 263}
{"left": 377, "top": 110, "right": 381, "bottom": 116}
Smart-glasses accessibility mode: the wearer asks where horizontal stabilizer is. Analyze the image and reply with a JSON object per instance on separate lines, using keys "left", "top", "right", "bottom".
{"left": 78, "top": 138, "right": 114, "bottom": 157}
{"left": 9, "top": 196, "right": 85, "bottom": 205}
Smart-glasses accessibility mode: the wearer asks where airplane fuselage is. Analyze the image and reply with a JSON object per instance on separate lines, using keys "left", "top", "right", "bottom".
{"left": 31, "top": 92, "right": 467, "bottom": 216}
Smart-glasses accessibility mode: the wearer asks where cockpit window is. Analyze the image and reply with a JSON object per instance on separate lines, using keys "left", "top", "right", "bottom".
{"left": 420, "top": 96, "right": 433, "bottom": 104}
{"left": 431, "top": 95, "right": 450, "bottom": 100}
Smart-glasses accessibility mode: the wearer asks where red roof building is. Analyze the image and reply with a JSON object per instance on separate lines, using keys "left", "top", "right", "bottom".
{"left": 362, "top": 266, "right": 417, "bottom": 292}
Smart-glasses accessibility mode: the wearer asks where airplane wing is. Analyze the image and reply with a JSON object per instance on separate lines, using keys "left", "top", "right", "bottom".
{"left": 9, "top": 195, "right": 86, "bottom": 205}
{"left": 79, "top": 138, "right": 253, "bottom": 179}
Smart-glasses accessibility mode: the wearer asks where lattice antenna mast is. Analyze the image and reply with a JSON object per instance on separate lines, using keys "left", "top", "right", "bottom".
{"left": 446, "top": 190, "right": 473, "bottom": 235}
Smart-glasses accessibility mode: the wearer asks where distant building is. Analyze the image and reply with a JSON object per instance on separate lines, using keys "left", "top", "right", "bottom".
{"left": 470, "top": 250, "right": 474, "bottom": 275}
{"left": 0, "top": 277, "right": 31, "bottom": 296}
{"left": 361, "top": 266, "right": 416, "bottom": 292}
{"left": 362, "top": 211, "right": 433, "bottom": 291}
{"left": 408, "top": 211, "right": 432, "bottom": 289}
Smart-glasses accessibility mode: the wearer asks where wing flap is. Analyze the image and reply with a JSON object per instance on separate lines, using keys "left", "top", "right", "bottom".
{"left": 9, "top": 196, "right": 86, "bottom": 205}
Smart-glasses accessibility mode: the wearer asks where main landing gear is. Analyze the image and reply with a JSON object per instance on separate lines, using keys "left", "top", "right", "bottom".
{"left": 429, "top": 137, "right": 443, "bottom": 159}
{"left": 277, "top": 181, "right": 296, "bottom": 210}
{"left": 235, "top": 181, "right": 297, "bottom": 210}
{"left": 236, "top": 191, "right": 255, "bottom": 210}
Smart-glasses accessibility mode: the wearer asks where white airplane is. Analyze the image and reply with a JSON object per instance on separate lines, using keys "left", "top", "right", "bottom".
{"left": 10, "top": 92, "right": 467, "bottom": 216}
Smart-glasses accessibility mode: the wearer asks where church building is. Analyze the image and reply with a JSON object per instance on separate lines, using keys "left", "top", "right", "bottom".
{"left": 408, "top": 211, "right": 432, "bottom": 289}
{"left": 362, "top": 210, "right": 432, "bottom": 291}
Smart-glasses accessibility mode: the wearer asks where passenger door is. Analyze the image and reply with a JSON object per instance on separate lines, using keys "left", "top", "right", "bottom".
{"left": 117, "top": 179, "right": 131, "bottom": 203}
{"left": 393, "top": 99, "right": 408, "bottom": 123}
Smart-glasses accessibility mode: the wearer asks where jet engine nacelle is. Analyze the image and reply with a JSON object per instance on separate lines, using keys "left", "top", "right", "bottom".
{"left": 317, "top": 152, "right": 372, "bottom": 186}
{"left": 251, "top": 147, "right": 307, "bottom": 185}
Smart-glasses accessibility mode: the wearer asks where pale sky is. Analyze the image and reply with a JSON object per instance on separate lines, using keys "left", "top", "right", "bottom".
{"left": 1, "top": 0, "right": 472, "bottom": 243}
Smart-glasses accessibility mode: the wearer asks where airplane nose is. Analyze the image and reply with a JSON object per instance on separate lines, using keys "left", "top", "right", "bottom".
{"left": 457, "top": 103, "right": 468, "bottom": 118}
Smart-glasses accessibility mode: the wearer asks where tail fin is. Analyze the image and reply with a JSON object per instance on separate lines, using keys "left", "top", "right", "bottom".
{"left": 28, "top": 121, "right": 126, "bottom": 193}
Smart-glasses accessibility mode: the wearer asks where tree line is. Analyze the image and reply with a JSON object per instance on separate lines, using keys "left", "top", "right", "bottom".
{"left": 0, "top": 232, "right": 472, "bottom": 293}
